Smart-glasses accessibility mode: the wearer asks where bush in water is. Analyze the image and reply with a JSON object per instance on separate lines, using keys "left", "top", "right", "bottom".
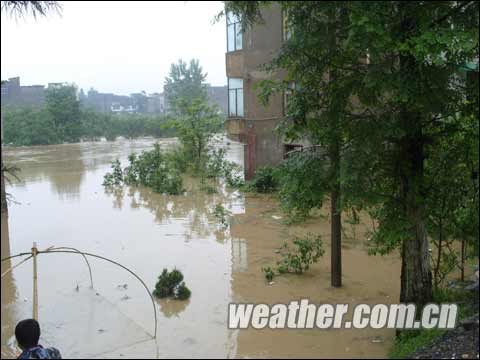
{"left": 153, "top": 268, "right": 191, "bottom": 300}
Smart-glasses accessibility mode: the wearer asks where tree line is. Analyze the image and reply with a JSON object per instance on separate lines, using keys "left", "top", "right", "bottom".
{"left": 2, "top": 85, "right": 177, "bottom": 146}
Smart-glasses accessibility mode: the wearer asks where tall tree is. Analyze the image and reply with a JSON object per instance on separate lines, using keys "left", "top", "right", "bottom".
{"left": 225, "top": 1, "right": 479, "bottom": 308}
{"left": 164, "top": 59, "right": 208, "bottom": 115}
{"left": 45, "top": 84, "right": 82, "bottom": 143}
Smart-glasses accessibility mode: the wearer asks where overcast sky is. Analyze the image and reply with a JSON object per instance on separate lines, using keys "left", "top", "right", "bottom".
{"left": 1, "top": 1, "right": 226, "bottom": 95}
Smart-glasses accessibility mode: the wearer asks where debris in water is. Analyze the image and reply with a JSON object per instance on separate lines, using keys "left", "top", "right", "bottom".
{"left": 117, "top": 284, "right": 128, "bottom": 290}
{"left": 272, "top": 215, "right": 282, "bottom": 220}
{"left": 120, "top": 295, "right": 131, "bottom": 301}
{"left": 97, "top": 329, "right": 106, "bottom": 333}
{"left": 75, "top": 284, "right": 79, "bottom": 292}
{"left": 268, "top": 282, "right": 275, "bottom": 286}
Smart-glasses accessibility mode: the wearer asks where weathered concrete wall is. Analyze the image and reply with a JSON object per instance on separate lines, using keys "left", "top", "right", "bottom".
{"left": 225, "top": 4, "right": 287, "bottom": 179}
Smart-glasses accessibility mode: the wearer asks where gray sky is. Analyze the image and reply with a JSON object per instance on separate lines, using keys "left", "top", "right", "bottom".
{"left": 1, "top": 1, "right": 226, "bottom": 95}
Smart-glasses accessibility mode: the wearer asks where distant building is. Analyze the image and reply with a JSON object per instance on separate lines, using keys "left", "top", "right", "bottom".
{"left": 206, "top": 84, "right": 228, "bottom": 115}
{"left": 2, "top": 77, "right": 228, "bottom": 116}
{"left": 1, "top": 77, "right": 45, "bottom": 108}
{"left": 146, "top": 93, "right": 165, "bottom": 114}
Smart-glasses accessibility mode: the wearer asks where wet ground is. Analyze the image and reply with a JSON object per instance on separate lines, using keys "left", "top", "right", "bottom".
{"left": 1, "top": 138, "right": 401, "bottom": 358}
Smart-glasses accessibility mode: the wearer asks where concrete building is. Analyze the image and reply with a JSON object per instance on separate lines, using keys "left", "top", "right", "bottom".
{"left": 1, "top": 77, "right": 45, "bottom": 108}
{"left": 206, "top": 84, "right": 228, "bottom": 115}
{"left": 225, "top": 4, "right": 298, "bottom": 179}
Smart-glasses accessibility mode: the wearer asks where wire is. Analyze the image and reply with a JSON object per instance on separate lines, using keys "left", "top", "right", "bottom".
{"left": 1, "top": 252, "right": 32, "bottom": 262}
{"left": 1, "top": 255, "right": 33, "bottom": 278}
{"left": 50, "top": 246, "right": 94, "bottom": 288}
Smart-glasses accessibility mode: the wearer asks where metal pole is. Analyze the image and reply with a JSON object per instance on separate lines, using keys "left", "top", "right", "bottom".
{"left": 32, "top": 242, "right": 39, "bottom": 320}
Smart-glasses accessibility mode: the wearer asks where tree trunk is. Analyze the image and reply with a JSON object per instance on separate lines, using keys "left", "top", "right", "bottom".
{"left": 398, "top": 10, "right": 432, "bottom": 310}
{"left": 331, "top": 185, "right": 342, "bottom": 287}
{"left": 460, "top": 238, "right": 465, "bottom": 282}
{"left": 330, "top": 134, "right": 342, "bottom": 287}
{"left": 434, "top": 219, "right": 443, "bottom": 289}
{"left": 398, "top": 111, "right": 432, "bottom": 308}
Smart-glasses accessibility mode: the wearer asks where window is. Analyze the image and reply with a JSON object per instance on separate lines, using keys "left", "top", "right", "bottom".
{"left": 228, "top": 78, "right": 244, "bottom": 117}
{"left": 282, "top": 10, "right": 292, "bottom": 41}
{"left": 227, "top": 12, "right": 242, "bottom": 52}
{"left": 283, "top": 81, "right": 296, "bottom": 115}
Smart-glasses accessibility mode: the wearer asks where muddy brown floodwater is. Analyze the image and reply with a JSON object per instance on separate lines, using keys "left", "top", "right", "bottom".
{"left": 1, "top": 138, "right": 401, "bottom": 359}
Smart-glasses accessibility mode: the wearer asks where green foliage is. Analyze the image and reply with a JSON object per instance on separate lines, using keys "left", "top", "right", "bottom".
{"left": 206, "top": 147, "right": 244, "bottom": 187}
{"left": 277, "top": 233, "right": 325, "bottom": 274}
{"left": 388, "top": 327, "right": 446, "bottom": 359}
{"left": 213, "top": 203, "right": 231, "bottom": 228}
{"left": 228, "top": 0, "right": 479, "bottom": 307}
{"left": 275, "top": 151, "right": 329, "bottom": 223}
{"left": 164, "top": 59, "right": 208, "bottom": 115}
{"left": 167, "top": 99, "right": 223, "bottom": 174}
{"left": 3, "top": 107, "right": 59, "bottom": 146}
{"left": 263, "top": 233, "right": 325, "bottom": 279}
{"left": 174, "top": 282, "right": 192, "bottom": 300}
{"left": 388, "top": 288, "right": 476, "bottom": 359}
{"left": 45, "top": 85, "right": 82, "bottom": 143}
{"left": 102, "top": 160, "right": 123, "bottom": 186}
{"left": 245, "top": 166, "right": 279, "bottom": 193}
{"left": 153, "top": 268, "right": 190, "bottom": 300}
{"left": 262, "top": 266, "right": 275, "bottom": 282}
{"left": 3, "top": 105, "right": 175, "bottom": 146}
{"left": 103, "top": 144, "right": 184, "bottom": 195}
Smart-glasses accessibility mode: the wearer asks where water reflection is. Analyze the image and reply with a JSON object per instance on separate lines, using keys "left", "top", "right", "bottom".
{"left": 104, "top": 178, "right": 244, "bottom": 243}
{"left": 156, "top": 298, "right": 190, "bottom": 318}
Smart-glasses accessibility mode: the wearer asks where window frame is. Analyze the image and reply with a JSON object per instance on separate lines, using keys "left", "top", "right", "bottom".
{"left": 226, "top": 12, "right": 243, "bottom": 52}
{"left": 228, "top": 77, "right": 244, "bottom": 118}
{"left": 283, "top": 81, "right": 296, "bottom": 116}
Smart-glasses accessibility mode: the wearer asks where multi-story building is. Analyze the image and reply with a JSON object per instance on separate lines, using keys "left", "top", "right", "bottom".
{"left": 225, "top": 4, "right": 298, "bottom": 179}
{"left": 1, "top": 77, "right": 45, "bottom": 108}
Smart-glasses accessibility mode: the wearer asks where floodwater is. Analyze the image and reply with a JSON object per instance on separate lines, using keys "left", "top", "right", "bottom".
{"left": 1, "top": 138, "right": 401, "bottom": 359}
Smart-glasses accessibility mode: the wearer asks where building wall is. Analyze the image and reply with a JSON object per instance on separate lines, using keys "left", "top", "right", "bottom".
{"left": 225, "top": 4, "right": 287, "bottom": 179}
{"left": 1, "top": 77, "right": 45, "bottom": 109}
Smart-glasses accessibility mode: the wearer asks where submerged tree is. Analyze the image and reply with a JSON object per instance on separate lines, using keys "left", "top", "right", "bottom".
{"left": 224, "top": 1, "right": 479, "bottom": 309}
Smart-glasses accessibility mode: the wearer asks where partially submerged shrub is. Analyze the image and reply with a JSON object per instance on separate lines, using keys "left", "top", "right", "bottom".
{"left": 262, "top": 266, "right": 275, "bottom": 282}
{"left": 278, "top": 233, "right": 325, "bottom": 274}
{"left": 205, "top": 147, "right": 244, "bottom": 188}
{"left": 103, "top": 160, "right": 124, "bottom": 186}
{"left": 174, "top": 282, "right": 192, "bottom": 300}
{"left": 262, "top": 233, "right": 325, "bottom": 280}
{"left": 246, "top": 166, "right": 278, "bottom": 193}
{"left": 213, "top": 203, "right": 231, "bottom": 228}
{"left": 103, "top": 144, "right": 184, "bottom": 195}
{"left": 153, "top": 268, "right": 191, "bottom": 300}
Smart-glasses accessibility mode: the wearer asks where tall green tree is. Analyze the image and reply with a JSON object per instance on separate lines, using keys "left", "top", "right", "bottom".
{"left": 164, "top": 59, "right": 208, "bottom": 115}
{"left": 45, "top": 84, "right": 82, "bottom": 142}
{"left": 225, "top": 1, "right": 479, "bottom": 308}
